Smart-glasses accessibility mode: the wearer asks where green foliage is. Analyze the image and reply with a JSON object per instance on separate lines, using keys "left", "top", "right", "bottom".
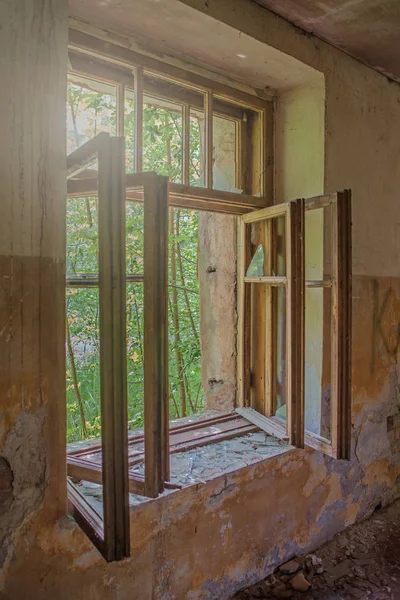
{"left": 66, "top": 79, "right": 204, "bottom": 442}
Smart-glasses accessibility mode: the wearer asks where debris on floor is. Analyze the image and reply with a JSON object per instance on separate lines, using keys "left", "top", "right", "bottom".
{"left": 233, "top": 499, "right": 400, "bottom": 600}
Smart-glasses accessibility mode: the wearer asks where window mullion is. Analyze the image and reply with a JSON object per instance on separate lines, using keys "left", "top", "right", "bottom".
{"left": 133, "top": 66, "right": 143, "bottom": 172}
{"left": 286, "top": 198, "right": 305, "bottom": 448}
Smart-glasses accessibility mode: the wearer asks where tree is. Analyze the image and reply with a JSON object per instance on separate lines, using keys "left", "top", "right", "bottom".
{"left": 66, "top": 80, "right": 204, "bottom": 442}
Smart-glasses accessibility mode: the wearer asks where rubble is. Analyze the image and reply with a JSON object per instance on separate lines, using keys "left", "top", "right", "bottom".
{"left": 233, "top": 501, "right": 400, "bottom": 599}
{"left": 290, "top": 572, "right": 311, "bottom": 592}
{"left": 280, "top": 560, "right": 301, "bottom": 575}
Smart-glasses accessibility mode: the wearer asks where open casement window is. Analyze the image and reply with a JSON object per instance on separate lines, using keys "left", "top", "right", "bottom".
{"left": 237, "top": 191, "right": 352, "bottom": 459}
{"left": 66, "top": 135, "right": 169, "bottom": 561}
{"left": 237, "top": 200, "right": 305, "bottom": 447}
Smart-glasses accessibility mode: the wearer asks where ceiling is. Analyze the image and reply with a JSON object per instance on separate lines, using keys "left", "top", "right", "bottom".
{"left": 254, "top": 0, "right": 400, "bottom": 83}
{"left": 69, "top": 0, "right": 321, "bottom": 92}
{"left": 69, "top": 0, "right": 400, "bottom": 88}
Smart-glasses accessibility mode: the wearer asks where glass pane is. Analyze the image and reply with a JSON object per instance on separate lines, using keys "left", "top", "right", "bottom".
{"left": 124, "top": 89, "right": 135, "bottom": 171}
{"left": 245, "top": 109, "right": 263, "bottom": 197}
{"left": 190, "top": 107, "right": 205, "bottom": 187}
{"left": 127, "top": 282, "right": 145, "bottom": 430}
{"left": 275, "top": 216, "right": 286, "bottom": 277}
{"left": 246, "top": 244, "right": 265, "bottom": 277}
{"left": 213, "top": 115, "right": 238, "bottom": 192}
{"left": 126, "top": 201, "right": 144, "bottom": 274}
{"left": 274, "top": 285, "right": 287, "bottom": 420}
{"left": 66, "top": 287, "right": 100, "bottom": 442}
{"left": 67, "top": 73, "right": 116, "bottom": 154}
{"left": 66, "top": 197, "right": 98, "bottom": 277}
{"left": 142, "top": 94, "right": 183, "bottom": 182}
{"left": 246, "top": 218, "right": 286, "bottom": 278}
{"left": 305, "top": 208, "right": 324, "bottom": 280}
{"left": 304, "top": 286, "right": 332, "bottom": 439}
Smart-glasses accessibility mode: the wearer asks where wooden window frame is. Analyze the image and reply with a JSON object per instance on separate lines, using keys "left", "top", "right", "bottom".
{"left": 236, "top": 200, "right": 305, "bottom": 448}
{"left": 303, "top": 191, "right": 352, "bottom": 460}
{"left": 67, "top": 28, "right": 274, "bottom": 208}
{"left": 67, "top": 136, "right": 170, "bottom": 560}
{"left": 236, "top": 191, "right": 352, "bottom": 459}
{"left": 67, "top": 132, "right": 129, "bottom": 561}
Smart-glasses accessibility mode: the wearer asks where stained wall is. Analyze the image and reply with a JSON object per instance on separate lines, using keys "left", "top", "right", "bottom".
{"left": 2, "top": 0, "right": 400, "bottom": 598}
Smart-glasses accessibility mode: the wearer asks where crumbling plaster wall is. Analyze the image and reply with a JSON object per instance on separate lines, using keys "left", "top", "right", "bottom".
{"left": 0, "top": 0, "right": 68, "bottom": 590}
{"left": 199, "top": 117, "right": 238, "bottom": 411}
{"left": 2, "top": 0, "right": 400, "bottom": 598}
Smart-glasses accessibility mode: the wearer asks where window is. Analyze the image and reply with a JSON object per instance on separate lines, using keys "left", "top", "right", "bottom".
{"left": 67, "top": 135, "right": 169, "bottom": 560}
{"left": 237, "top": 191, "right": 352, "bottom": 459}
{"left": 66, "top": 31, "right": 273, "bottom": 562}
{"left": 65, "top": 30, "right": 351, "bottom": 563}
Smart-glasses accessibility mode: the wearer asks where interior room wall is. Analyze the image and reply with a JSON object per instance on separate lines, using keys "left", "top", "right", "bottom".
{"left": 2, "top": 1, "right": 400, "bottom": 598}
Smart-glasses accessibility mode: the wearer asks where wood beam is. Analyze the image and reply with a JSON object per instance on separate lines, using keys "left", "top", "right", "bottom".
{"left": 143, "top": 175, "right": 169, "bottom": 497}
{"left": 68, "top": 29, "right": 270, "bottom": 111}
{"left": 67, "top": 132, "right": 109, "bottom": 179}
{"left": 98, "top": 136, "right": 130, "bottom": 560}
{"left": 67, "top": 174, "right": 269, "bottom": 215}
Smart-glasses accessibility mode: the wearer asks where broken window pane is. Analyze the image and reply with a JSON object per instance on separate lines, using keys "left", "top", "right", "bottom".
{"left": 246, "top": 244, "right": 265, "bottom": 277}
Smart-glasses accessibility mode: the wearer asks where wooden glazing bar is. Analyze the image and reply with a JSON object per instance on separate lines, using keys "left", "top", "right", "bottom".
{"left": 250, "top": 220, "right": 268, "bottom": 415}
{"left": 67, "top": 413, "right": 240, "bottom": 460}
{"left": 129, "top": 423, "right": 259, "bottom": 467}
{"left": 236, "top": 219, "right": 246, "bottom": 407}
{"left": 304, "top": 431, "right": 334, "bottom": 456}
{"left": 244, "top": 230, "right": 252, "bottom": 407}
{"left": 143, "top": 175, "right": 169, "bottom": 497}
{"left": 242, "top": 202, "right": 289, "bottom": 223}
{"left": 236, "top": 407, "right": 289, "bottom": 442}
{"left": 67, "top": 480, "right": 105, "bottom": 555}
{"left": 244, "top": 276, "right": 287, "bottom": 285}
{"left": 331, "top": 190, "right": 352, "bottom": 459}
{"left": 69, "top": 49, "right": 135, "bottom": 87}
{"left": 67, "top": 175, "right": 269, "bottom": 214}
{"left": 304, "top": 193, "right": 337, "bottom": 211}
{"left": 67, "top": 132, "right": 109, "bottom": 178}
{"left": 170, "top": 424, "right": 258, "bottom": 454}
{"left": 116, "top": 83, "right": 125, "bottom": 137}
{"left": 68, "top": 51, "right": 247, "bottom": 120}
{"left": 134, "top": 66, "right": 143, "bottom": 172}
{"left": 68, "top": 29, "right": 270, "bottom": 111}
{"left": 286, "top": 199, "right": 305, "bottom": 447}
{"left": 205, "top": 91, "right": 213, "bottom": 189}
{"left": 128, "top": 416, "right": 254, "bottom": 467}
{"left": 68, "top": 458, "right": 146, "bottom": 495}
{"left": 110, "top": 137, "right": 130, "bottom": 557}
{"left": 305, "top": 279, "right": 332, "bottom": 288}
{"left": 98, "top": 136, "right": 130, "bottom": 561}
{"left": 66, "top": 273, "right": 144, "bottom": 287}
{"left": 183, "top": 103, "right": 190, "bottom": 185}
{"left": 261, "top": 104, "right": 274, "bottom": 203}
{"left": 264, "top": 219, "right": 274, "bottom": 417}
